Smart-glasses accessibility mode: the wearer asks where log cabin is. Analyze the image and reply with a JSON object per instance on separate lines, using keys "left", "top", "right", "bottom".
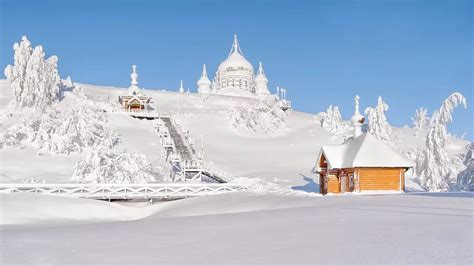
{"left": 316, "top": 133, "right": 413, "bottom": 194}
{"left": 316, "top": 96, "right": 413, "bottom": 195}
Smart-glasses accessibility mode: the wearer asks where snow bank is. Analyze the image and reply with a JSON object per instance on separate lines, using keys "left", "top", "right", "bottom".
{"left": 0, "top": 193, "right": 163, "bottom": 226}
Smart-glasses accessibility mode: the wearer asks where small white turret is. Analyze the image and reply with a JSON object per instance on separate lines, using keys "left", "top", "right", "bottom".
{"left": 351, "top": 95, "right": 365, "bottom": 138}
{"left": 179, "top": 80, "right": 185, "bottom": 94}
{"left": 255, "top": 62, "right": 270, "bottom": 95}
{"left": 197, "top": 64, "right": 212, "bottom": 94}
{"left": 128, "top": 65, "right": 141, "bottom": 95}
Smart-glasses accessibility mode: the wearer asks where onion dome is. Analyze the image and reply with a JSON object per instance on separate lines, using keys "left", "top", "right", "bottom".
{"left": 255, "top": 62, "right": 270, "bottom": 95}
{"left": 351, "top": 95, "right": 365, "bottom": 125}
{"left": 197, "top": 64, "right": 211, "bottom": 93}
{"left": 217, "top": 34, "right": 254, "bottom": 73}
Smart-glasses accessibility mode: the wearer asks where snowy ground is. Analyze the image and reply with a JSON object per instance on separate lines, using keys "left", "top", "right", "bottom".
{"left": 1, "top": 81, "right": 472, "bottom": 264}
{"left": 1, "top": 192, "right": 472, "bottom": 264}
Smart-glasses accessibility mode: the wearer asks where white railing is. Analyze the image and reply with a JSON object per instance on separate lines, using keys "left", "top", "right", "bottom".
{"left": 0, "top": 183, "right": 249, "bottom": 200}
{"left": 112, "top": 109, "right": 161, "bottom": 118}
{"left": 202, "top": 163, "right": 234, "bottom": 183}
{"left": 280, "top": 99, "right": 291, "bottom": 108}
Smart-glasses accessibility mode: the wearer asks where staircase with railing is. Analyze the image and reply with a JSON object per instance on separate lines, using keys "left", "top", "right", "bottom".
{"left": 156, "top": 115, "right": 233, "bottom": 183}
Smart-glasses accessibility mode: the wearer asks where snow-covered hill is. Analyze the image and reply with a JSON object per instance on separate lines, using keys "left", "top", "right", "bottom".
{"left": 1, "top": 80, "right": 470, "bottom": 190}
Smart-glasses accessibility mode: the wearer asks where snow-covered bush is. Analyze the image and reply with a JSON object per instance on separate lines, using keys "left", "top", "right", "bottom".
{"left": 1, "top": 101, "right": 118, "bottom": 155}
{"left": 319, "top": 105, "right": 345, "bottom": 134}
{"left": 414, "top": 92, "right": 467, "bottom": 191}
{"left": 4, "top": 36, "right": 60, "bottom": 109}
{"left": 230, "top": 100, "right": 287, "bottom": 135}
{"left": 72, "top": 145, "right": 158, "bottom": 184}
{"left": 365, "top": 96, "right": 392, "bottom": 141}
{"left": 411, "top": 107, "right": 430, "bottom": 134}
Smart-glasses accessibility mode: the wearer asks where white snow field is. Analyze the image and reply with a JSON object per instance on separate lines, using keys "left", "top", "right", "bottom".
{"left": 1, "top": 192, "right": 473, "bottom": 264}
{"left": 1, "top": 81, "right": 473, "bottom": 264}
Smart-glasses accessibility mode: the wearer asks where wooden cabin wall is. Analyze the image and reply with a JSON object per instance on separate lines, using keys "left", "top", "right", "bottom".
{"left": 356, "top": 168, "right": 404, "bottom": 191}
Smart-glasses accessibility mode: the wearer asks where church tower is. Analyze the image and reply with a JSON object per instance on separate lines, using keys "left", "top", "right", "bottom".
{"left": 255, "top": 62, "right": 270, "bottom": 95}
{"left": 197, "top": 64, "right": 211, "bottom": 94}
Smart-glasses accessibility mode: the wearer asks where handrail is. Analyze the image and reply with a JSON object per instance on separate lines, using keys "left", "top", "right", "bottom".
{"left": 0, "top": 182, "right": 250, "bottom": 200}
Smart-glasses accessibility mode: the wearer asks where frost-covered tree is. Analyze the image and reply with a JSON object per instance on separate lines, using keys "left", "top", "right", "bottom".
{"left": 364, "top": 96, "right": 392, "bottom": 141}
{"left": 415, "top": 92, "right": 467, "bottom": 191}
{"left": 4, "top": 36, "right": 60, "bottom": 109}
{"left": 320, "top": 105, "right": 345, "bottom": 134}
{"left": 72, "top": 145, "right": 158, "bottom": 184}
{"left": 457, "top": 144, "right": 473, "bottom": 191}
{"left": 411, "top": 107, "right": 430, "bottom": 134}
{"left": 230, "top": 100, "right": 287, "bottom": 135}
{"left": 1, "top": 100, "right": 118, "bottom": 155}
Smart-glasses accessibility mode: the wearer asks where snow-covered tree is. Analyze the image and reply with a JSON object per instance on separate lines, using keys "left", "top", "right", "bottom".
{"left": 4, "top": 36, "right": 60, "bottom": 109}
{"left": 415, "top": 92, "right": 467, "bottom": 191}
{"left": 320, "top": 105, "right": 344, "bottom": 134}
{"left": 72, "top": 145, "right": 158, "bottom": 184}
{"left": 1, "top": 100, "right": 118, "bottom": 155}
{"left": 411, "top": 107, "right": 430, "bottom": 134}
{"left": 364, "top": 96, "right": 392, "bottom": 141}
{"left": 457, "top": 143, "right": 473, "bottom": 191}
{"left": 230, "top": 100, "right": 287, "bottom": 135}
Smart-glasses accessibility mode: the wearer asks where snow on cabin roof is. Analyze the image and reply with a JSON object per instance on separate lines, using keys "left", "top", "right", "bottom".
{"left": 319, "top": 133, "right": 414, "bottom": 169}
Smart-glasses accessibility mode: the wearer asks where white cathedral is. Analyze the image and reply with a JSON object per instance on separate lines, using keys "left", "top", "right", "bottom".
{"left": 197, "top": 35, "right": 271, "bottom": 97}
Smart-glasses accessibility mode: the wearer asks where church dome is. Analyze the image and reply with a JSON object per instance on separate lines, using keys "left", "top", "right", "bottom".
{"left": 217, "top": 51, "right": 254, "bottom": 73}
{"left": 211, "top": 35, "right": 260, "bottom": 95}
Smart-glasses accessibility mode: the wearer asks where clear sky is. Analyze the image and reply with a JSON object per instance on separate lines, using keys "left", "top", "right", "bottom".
{"left": 1, "top": 0, "right": 472, "bottom": 140}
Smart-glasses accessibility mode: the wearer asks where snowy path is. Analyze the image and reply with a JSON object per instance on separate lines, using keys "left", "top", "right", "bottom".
{"left": 1, "top": 192, "right": 472, "bottom": 264}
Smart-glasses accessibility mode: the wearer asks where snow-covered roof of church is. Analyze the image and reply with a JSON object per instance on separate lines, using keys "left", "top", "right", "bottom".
{"left": 218, "top": 35, "right": 254, "bottom": 73}
{"left": 319, "top": 133, "right": 414, "bottom": 169}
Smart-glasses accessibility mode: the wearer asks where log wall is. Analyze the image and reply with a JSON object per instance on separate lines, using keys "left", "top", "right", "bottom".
{"left": 357, "top": 168, "right": 404, "bottom": 191}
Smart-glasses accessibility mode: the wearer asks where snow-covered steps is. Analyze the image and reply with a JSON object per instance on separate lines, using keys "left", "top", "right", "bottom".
{"left": 0, "top": 183, "right": 249, "bottom": 201}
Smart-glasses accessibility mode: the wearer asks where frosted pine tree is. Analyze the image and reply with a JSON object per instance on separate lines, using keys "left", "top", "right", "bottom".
{"left": 364, "top": 96, "right": 391, "bottom": 141}
{"left": 320, "top": 105, "right": 344, "bottom": 134}
{"left": 4, "top": 36, "right": 60, "bottom": 109}
{"left": 415, "top": 92, "right": 467, "bottom": 191}
{"left": 411, "top": 107, "right": 430, "bottom": 134}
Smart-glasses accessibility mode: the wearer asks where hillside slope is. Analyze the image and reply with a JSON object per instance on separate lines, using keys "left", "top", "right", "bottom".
{"left": 1, "top": 80, "right": 470, "bottom": 191}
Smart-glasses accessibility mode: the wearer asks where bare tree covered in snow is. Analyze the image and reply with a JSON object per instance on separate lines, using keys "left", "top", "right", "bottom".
{"left": 72, "top": 145, "right": 158, "bottom": 184}
{"left": 415, "top": 92, "right": 467, "bottom": 191}
{"left": 319, "top": 105, "right": 345, "bottom": 134}
{"left": 4, "top": 36, "right": 60, "bottom": 109}
{"left": 411, "top": 107, "right": 430, "bottom": 134}
{"left": 364, "top": 96, "right": 391, "bottom": 141}
{"left": 230, "top": 99, "right": 287, "bottom": 135}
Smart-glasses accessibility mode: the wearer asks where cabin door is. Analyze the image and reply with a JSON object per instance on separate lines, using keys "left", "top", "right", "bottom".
{"left": 320, "top": 174, "right": 328, "bottom": 194}
{"left": 340, "top": 175, "right": 347, "bottom": 193}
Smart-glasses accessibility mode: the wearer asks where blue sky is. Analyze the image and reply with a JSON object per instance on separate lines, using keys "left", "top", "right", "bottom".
{"left": 1, "top": 0, "right": 472, "bottom": 140}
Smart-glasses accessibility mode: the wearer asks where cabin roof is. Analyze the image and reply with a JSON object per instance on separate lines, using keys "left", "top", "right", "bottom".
{"left": 319, "top": 133, "right": 414, "bottom": 169}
